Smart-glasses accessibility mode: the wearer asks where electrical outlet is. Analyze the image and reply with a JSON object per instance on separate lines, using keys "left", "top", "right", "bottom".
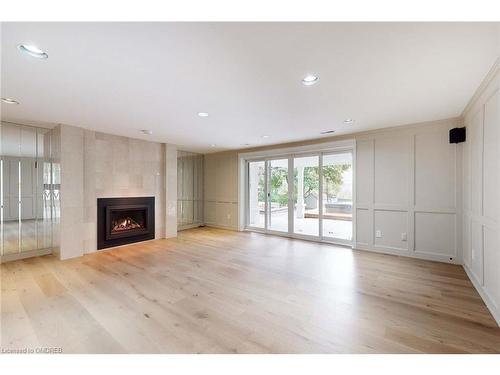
{"left": 227, "top": 213, "right": 231, "bottom": 220}
{"left": 375, "top": 230, "right": 382, "bottom": 238}
{"left": 401, "top": 232, "right": 407, "bottom": 241}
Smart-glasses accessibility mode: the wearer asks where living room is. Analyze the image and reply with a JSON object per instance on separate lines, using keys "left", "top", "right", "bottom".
{"left": 1, "top": 1, "right": 499, "bottom": 373}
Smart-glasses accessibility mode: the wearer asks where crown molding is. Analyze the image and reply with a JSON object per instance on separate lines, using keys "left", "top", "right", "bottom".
{"left": 461, "top": 56, "right": 500, "bottom": 118}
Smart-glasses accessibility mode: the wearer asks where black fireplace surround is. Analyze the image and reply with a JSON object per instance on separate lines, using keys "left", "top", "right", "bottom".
{"left": 97, "top": 197, "right": 155, "bottom": 250}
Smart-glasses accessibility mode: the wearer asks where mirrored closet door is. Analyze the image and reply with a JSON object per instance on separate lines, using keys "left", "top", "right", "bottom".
{"left": 0, "top": 122, "right": 58, "bottom": 261}
{"left": 177, "top": 150, "right": 204, "bottom": 231}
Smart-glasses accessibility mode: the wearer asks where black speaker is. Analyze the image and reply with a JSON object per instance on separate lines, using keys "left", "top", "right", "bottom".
{"left": 449, "top": 127, "right": 466, "bottom": 143}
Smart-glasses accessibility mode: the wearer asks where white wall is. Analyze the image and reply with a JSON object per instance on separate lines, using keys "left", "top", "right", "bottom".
{"left": 204, "top": 151, "right": 239, "bottom": 229}
{"left": 165, "top": 144, "right": 178, "bottom": 238}
{"left": 355, "top": 119, "right": 461, "bottom": 263}
{"left": 177, "top": 151, "right": 204, "bottom": 230}
{"left": 204, "top": 118, "right": 461, "bottom": 266}
{"left": 59, "top": 124, "right": 85, "bottom": 259}
{"left": 462, "top": 61, "right": 500, "bottom": 325}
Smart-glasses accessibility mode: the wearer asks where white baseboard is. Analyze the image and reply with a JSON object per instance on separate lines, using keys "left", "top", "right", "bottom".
{"left": 177, "top": 223, "right": 204, "bottom": 231}
{"left": 463, "top": 265, "right": 500, "bottom": 327}
{"left": 204, "top": 223, "right": 238, "bottom": 231}
{"left": 1, "top": 248, "right": 53, "bottom": 263}
{"left": 355, "top": 243, "right": 460, "bottom": 265}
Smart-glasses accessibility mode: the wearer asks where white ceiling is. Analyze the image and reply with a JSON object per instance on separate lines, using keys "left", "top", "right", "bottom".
{"left": 1, "top": 22, "right": 499, "bottom": 153}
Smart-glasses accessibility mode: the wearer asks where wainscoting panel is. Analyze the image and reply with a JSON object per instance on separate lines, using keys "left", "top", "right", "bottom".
{"left": 356, "top": 140, "right": 373, "bottom": 206}
{"left": 374, "top": 209, "right": 408, "bottom": 251}
{"left": 204, "top": 152, "right": 239, "bottom": 230}
{"left": 356, "top": 208, "right": 370, "bottom": 246}
{"left": 354, "top": 119, "right": 460, "bottom": 264}
{"left": 374, "top": 136, "right": 409, "bottom": 207}
{"left": 414, "top": 212, "right": 456, "bottom": 257}
{"left": 462, "top": 63, "right": 500, "bottom": 325}
{"left": 415, "top": 130, "right": 456, "bottom": 210}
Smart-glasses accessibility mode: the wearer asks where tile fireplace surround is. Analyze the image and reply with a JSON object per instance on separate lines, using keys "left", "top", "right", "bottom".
{"left": 52, "top": 124, "right": 177, "bottom": 260}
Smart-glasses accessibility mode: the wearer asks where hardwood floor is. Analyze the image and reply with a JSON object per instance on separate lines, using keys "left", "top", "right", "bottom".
{"left": 1, "top": 227, "right": 499, "bottom": 353}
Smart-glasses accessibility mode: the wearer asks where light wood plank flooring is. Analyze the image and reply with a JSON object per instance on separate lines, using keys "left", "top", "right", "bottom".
{"left": 1, "top": 227, "right": 499, "bottom": 353}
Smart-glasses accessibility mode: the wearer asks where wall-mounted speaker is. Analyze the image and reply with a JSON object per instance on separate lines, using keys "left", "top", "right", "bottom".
{"left": 449, "top": 127, "right": 466, "bottom": 143}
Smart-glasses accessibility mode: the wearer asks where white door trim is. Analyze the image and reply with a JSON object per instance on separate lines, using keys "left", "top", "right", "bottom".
{"left": 238, "top": 139, "right": 356, "bottom": 247}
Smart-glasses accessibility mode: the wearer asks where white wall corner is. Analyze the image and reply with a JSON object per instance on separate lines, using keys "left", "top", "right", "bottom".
{"left": 460, "top": 61, "right": 500, "bottom": 327}
{"left": 164, "top": 143, "right": 178, "bottom": 238}
{"left": 463, "top": 265, "right": 500, "bottom": 327}
{"left": 237, "top": 155, "right": 246, "bottom": 231}
{"left": 59, "top": 124, "right": 85, "bottom": 260}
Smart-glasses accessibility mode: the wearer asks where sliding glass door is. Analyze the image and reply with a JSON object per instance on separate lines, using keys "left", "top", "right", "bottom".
{"left": 246, "top": 149, "right": 354, "bottom": 245}
{"left": 248, "top": 160, "right": 265, "bottom": 229}
{"left": 293, "top": 155, "right": 319, "bottom": 237}
{"left": 321, "top": 152, "right": 353, "bottom": 243}
{"left": 267, "top": 159, "right": 289, "bottom": 232}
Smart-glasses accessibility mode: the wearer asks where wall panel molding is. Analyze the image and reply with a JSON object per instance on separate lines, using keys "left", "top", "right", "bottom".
{"left": 461, "top": 66, "right": 500, "bottom": 326}
{"left": 204, "top": 152, "right": 239, "bottom": 230}
{"left": 354, "top": 120, "right": 460, "bottom": 264}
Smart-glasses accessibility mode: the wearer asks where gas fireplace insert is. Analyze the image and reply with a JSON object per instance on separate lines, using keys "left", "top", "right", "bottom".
{"left": 97, "top": 197, "right": 155, "bottom": 249}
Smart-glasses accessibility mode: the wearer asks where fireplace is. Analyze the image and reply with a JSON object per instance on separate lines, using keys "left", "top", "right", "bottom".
{"left": 97, "top": 197, "right": 155, "bottom": 249}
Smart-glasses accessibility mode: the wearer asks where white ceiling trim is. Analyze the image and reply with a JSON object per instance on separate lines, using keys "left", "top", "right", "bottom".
{"left": 238, "top": 139, "right": 355, "bottom": 160}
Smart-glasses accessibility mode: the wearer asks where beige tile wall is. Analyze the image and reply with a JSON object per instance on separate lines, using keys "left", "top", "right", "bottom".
{"left": 83, "top": 131, "right": 166, "bottom": 253}
{"left": 57, "top": 124, "right": 167, "bottom": 258}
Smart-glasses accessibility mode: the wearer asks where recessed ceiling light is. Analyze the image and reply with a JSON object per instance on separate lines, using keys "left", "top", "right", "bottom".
{"left": 320, "top": 130, "right": 335, "bottom": 135}
{"left": 140, "top": 129, "right": 153, "bottom": 135}
{"left": 197, "top": 112, "right": 209, "bottom": 117}
{"left": 210, "top": 144, "right": 216, "bottom": 147}
{"left": 18, "top": 44, "right": 48, "bottom": 59}
{"left": 343, "top": 118, "right": 354, "bottom": 124}
{"left": 241, "top": 143, "right": 251, "bottom": 146}
{"left": 301, "top": 74, "right": 319, "bottom": 86}
{"left": 1, "top": 97, "right": 19, "bottom": 105}
{"left": 262, "top": 135, "right": 270, "bottom": 139}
